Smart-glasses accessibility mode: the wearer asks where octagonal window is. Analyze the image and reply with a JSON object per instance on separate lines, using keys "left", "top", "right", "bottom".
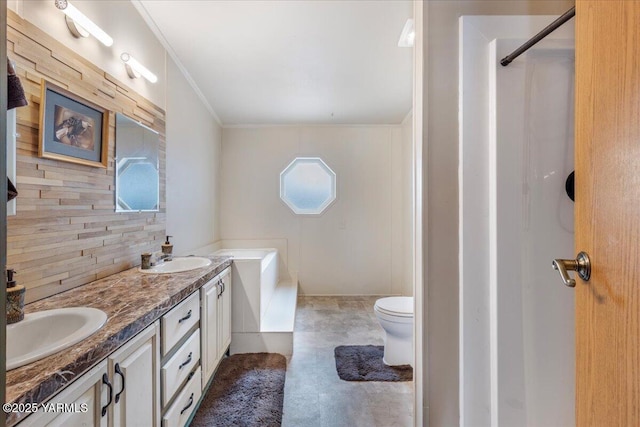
{"left": 280, "top": 157, "right": 336, "bottom": 215}
{"left": 116, "top": 157, "right": 159, "bottom": 211}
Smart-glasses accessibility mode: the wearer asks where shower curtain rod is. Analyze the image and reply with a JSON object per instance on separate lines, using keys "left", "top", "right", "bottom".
{"left": 500, "top": 6, "right": 575, "bottom": 66}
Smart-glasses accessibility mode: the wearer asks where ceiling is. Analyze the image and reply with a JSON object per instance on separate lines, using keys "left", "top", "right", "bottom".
{"left": 135, "top": 0, "right": 413, "bottom": 125}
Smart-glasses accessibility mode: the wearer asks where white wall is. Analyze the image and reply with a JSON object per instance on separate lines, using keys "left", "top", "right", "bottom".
{"left": 423, "top": 1, "right": 573, "bottom": 426}
{"left": 220, "top": 125, "right": 411, "bottom": 296}
{"left": 165, "top": 58, "right": 222, "bottom": 255}
{"left": 8, "top": 0, "right": 166, "bottom": 108}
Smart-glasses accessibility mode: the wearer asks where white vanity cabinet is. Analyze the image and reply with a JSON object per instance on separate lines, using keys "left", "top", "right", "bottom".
{"left": 161, "top": 367, "right": 202, "bottom": 427}
{"left": 16, "top": 266, "right": 233, "bottom": 427}
{"left": 200, "top": 267, "right": 232, "bottom": 388}
{"left": 25, "top": 360, "right": 109, "bottom": 427}
{"left": 218, "top": 268, "right": 232, "bottom": 361}
{"left": 24, "top": 322, "right": 160, "bottom": 427}
{"left": 160, "top": 292, "right": 200, "bottom": 356}
{"left": 159, "top": 292, "right": 201, "bottom": 426}
{"left": 108, "top": 322, "right": 160, "bottom": 427}
{"left": 161, "top": 330, "right": 200, "bottom": 407}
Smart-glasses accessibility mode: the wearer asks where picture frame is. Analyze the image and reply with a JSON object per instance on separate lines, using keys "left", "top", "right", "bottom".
{"left": 38, "top": 80, "right": 109, "bottom": 168}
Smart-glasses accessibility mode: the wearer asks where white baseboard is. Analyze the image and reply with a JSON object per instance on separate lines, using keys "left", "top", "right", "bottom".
{"left": 230, "top": 332, "right": 293, "bottom": 355}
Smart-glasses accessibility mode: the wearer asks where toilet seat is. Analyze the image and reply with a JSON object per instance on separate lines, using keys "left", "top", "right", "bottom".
{"left": 374, "top": 309, "right": 413, "bottom": 324}
{"left": 374, "top": 297, "right": 413, "bottom": 318}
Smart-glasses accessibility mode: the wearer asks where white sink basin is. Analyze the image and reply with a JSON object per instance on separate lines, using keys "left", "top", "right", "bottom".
{"left": 138, "top": 257, "right": 212, "bottom": 274}
{"left": 7, "top": 307, "right": 107, "bottom": 371}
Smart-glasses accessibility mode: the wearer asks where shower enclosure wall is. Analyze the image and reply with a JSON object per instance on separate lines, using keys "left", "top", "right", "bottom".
{"left": 459, "top": 16, "right": 575, "bottom": 427}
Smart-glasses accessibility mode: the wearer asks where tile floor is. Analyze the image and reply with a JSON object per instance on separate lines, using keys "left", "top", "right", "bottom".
{"left": 282, "top": 296, "right": 414, "bottom": 427}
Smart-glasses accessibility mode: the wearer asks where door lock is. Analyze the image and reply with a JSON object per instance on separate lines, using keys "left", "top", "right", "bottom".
{"left": 552, "top": 251, "right": 591, "bottom": 288}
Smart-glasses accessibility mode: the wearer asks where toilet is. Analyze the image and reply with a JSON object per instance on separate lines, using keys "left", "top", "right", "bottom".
{"left": 374, "top": 296, "right": 414, "bottom": 366}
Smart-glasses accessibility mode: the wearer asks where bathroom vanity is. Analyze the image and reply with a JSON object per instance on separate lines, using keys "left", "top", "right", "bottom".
{"left": 5, "top": 256, "right": 232, "bottom": 427}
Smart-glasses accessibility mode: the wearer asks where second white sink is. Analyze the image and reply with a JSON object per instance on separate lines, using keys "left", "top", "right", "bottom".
{"left": 138, "top": 257, "right": 212, "bottom": 274}
{"left": 7, "top": 307, "right": 107, "bottom": 371}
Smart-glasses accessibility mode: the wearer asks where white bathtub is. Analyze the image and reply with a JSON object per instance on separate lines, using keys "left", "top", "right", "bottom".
{"left": 213, "top": 248, "right": 279, "bottom": 333}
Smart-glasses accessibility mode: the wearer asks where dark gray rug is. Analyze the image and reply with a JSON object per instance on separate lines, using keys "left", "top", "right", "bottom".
{"left": 334, "top": 345, "right": 413, "bottom": 382}
{"left": 191, "top": 353, "right": 286, "bottom": 427}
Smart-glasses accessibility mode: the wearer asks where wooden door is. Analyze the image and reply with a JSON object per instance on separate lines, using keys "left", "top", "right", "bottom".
{"left": 575, "top": 1, "right": 640, "bottom": 425}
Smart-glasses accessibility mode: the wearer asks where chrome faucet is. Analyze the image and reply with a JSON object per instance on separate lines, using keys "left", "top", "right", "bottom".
{"left": 141, "top": 250, "right": 172, "bottom": 269}
{"left": 158, "top": 252, "right": 172, "bottom": 262}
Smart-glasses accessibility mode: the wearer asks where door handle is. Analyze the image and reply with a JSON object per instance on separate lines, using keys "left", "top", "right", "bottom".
{"left": 552, "top": 251, "right": 591, "bottom": 287}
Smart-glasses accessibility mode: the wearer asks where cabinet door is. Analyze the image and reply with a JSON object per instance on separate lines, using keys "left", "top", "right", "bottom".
{"left": 25, "top": 360, "right": 108, "bottom": 427}
{"left": 109, "top": 322, "right": 160, "bottom": 427}
{"left": 218, "top": 269, "right": 232, "bottom": 359}
{"left": 200, "top": 278, "right": 220, "bottom": 388}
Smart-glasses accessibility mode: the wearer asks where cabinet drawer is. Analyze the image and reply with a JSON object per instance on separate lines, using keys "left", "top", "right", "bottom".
{"left": 162, "top": 329, "right": 200, "bottom": 406}
{"left": 162, "top": 366, "right": 202, "bottom": 427}
{"left": 161, "top": 292, "right": 200, "bottom": 355}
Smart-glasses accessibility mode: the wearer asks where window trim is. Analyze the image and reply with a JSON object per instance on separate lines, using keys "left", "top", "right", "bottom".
{"left": 279, "top": 157, "right": 337, "bottom": 215}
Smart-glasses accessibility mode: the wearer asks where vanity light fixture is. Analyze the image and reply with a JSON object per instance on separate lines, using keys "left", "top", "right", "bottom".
{"left": 397, "top": 18, "right": 415, "bottom": 48}
{"left": 121, "top": 53, "right": 158, "bottom": 84}
{"left": 54, "top": 0, "right": 113, "bottom": 47}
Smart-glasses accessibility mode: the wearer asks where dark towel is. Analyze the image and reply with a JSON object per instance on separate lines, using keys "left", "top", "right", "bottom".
{"left": 7, "top": 58, "right": 27, "bottom": 110}
{"left": 7, "top": 178, "right": 17, "bottom": 201}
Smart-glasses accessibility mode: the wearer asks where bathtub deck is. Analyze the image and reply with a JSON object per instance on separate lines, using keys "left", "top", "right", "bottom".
{"left": 262, "top": 279, "right": 298, "bottom": 332}
{"left": 230, "top": 277, "right": 298, "bottom": 355}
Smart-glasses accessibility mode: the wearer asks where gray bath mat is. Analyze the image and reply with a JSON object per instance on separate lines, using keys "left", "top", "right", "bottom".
{"left": 191, "top": 353, "right": 286, "bottom": 427}
{"left": 334, "top": 345, "right": 413, "bottom": 382}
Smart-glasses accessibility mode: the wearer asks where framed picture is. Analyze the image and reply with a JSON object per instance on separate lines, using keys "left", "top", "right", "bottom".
{"left": 38, "top": 80, "right": 109, "bottom": 168}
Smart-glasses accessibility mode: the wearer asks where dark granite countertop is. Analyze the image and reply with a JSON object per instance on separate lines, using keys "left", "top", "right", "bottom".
{"left": 5, "top": 256, "right": 232, "bottom": 426}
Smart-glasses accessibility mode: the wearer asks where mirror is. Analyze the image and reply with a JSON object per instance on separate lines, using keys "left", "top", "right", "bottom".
{"left": 115, "top": 114, "right": 159, "bottom": 212}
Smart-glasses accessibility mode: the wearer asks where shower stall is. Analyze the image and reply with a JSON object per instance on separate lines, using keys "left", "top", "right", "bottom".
{"left": 459, "top": 16, "right": 575, "bottom": 427}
